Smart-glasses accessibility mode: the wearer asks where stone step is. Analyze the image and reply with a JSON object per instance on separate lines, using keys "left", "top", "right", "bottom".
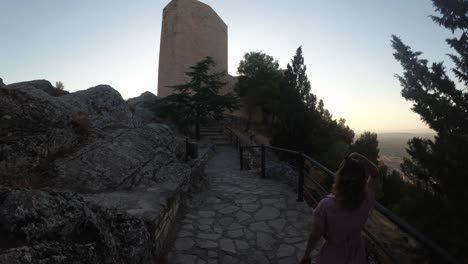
{"left": 200, "top": 131, "right": 223, "bottom": 136}
{"left": 200, "top": 129, "right": 222, "bottom": 133}
{"left": 206, "top": 135, "right": 228, "bottom": 139}
{"left": 212, "top": 142, "right": 231, "bottom": 146}
{"left": 200, "top": 126, "right": 222, "bottom": 129}
{"left": 210, "top": 139, "right": 231, "bottom": 146}
{"left": 210, "top": 137, "right": 230, "bottom": 141}
{"left": 201, "top": 134, "right": 225, "bottom": 138}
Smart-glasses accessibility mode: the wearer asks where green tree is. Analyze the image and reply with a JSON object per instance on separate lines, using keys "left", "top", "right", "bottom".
{"left": 317, "top": 99, "right": 333, "bottom": 122}
{"left": 283, "top": 46, "right": 317, "bottom": 110}
{"left": 381, "top": 170, "right": 403, "bottom": 206}
{"left": 236, "top": 52, "right": 282, "bottom": 129}
{"left": 162, "top": 57, "right": 239, "bottom": 139}
{"left": 273, "top": 46, "right": 318, "bottom": 151}
{"left": 349, "top": 132, "right": 380, "bottom": 165}
{"left": 273, "top": 47, "right": 354, "bottom": 168}
{"left": 312, "top": 100, "right": 355, "bottom": 168}
{"left": 322, "top": 140, "right": 350, "bottom": 170}
{"left": 391, "top": 0, "right": 468, "bottom": 258}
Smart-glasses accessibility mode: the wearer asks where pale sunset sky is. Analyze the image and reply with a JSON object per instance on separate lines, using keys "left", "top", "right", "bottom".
{"left": 0, "top": 0, "right": 455, "bottom": 133}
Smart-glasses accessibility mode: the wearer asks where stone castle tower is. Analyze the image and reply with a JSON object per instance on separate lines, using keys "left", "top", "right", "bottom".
{"left": 157, "top": 0, "right": 228, "bottom": 97}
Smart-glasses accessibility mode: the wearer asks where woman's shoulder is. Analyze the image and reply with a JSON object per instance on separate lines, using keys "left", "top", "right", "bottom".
{"left": 317, "top": 194, "right": 337, "bottom": 209}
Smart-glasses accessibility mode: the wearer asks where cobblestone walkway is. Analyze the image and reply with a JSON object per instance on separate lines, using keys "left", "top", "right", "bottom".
{"left": 165, "top": 146, "right": 320, "bottom": 264}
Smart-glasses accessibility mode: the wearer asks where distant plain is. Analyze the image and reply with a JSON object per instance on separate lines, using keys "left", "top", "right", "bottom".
{"left": 377, "top": 132, "right": 435, "bottom": 174}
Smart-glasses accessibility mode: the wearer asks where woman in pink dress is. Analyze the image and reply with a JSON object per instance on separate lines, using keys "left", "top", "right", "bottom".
{"left": 300, "top": 152, "right": 379, "bottom": 264}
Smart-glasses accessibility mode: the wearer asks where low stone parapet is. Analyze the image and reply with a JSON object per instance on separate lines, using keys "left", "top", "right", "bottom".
{"left": 83, "top": 144, "right": 215, "bottom": 261}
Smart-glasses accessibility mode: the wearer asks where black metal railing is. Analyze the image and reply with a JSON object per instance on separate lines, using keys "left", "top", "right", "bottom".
{"left": 222, "top": 126, "right": 461, "bottom": 264}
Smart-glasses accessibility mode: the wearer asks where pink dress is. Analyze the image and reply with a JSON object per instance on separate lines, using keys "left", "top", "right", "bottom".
{"left": 313, "top": 191, "right": 375, "bottom": 264}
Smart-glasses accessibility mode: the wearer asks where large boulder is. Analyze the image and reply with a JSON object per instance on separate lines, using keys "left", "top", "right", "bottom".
{"left": 54, "top": 124, "right": 184, "bottom": 192}
{"left": 265, "top": 162, "right": 299, "bottom": 189}
{"left": 127, "top": 91, "right": 160, "bottom": 125}
{"left": 0, "top": 84, "right": 78, "bottom": 186}
{"left": 7, "top": 79, "right": 69, "bottom": 96}
{"left": 0, "top": 80, "right": 197, "bottom": 263}
{"left": 0, "top": 187, "right": 154, "bottom": 264}
{"left": 0, "top": 80, "right": 185, "bottom": 191}
{"left": 59, "top": 85, "right": 133, "bottom": 129}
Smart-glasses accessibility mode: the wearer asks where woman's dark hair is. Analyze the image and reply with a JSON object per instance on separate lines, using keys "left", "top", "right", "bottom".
{"left": 332, "top": 157, "right": 368, "bottom": 210}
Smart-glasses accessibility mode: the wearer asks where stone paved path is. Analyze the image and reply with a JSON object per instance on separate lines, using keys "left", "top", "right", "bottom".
{"left": 165, "top": 146, "right": 320, "bottom": 264}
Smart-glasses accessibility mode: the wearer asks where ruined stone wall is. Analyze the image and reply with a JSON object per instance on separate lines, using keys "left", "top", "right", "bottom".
{"left": 158, "top": 0, "right": 228, "bottom": 97}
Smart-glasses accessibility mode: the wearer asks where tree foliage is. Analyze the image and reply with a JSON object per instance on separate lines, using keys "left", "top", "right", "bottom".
{"left": 391, "top": 0, "right": 468, "bottom": 259}
{"left": 162, "top": 57, "right": 239, "bottom": 139}
{"left": 271, "top": 47, "right": 354, "bottom": 169}
{"left": 273, "top": 47, "right": 319, "bottom": 151}
{"left": 233, "top": 47, "right": 356, "bottom": 169}
{"left": 55, "top": 81, "right": 64, "bottom": 90}
{"left": 283, "top": 46, "right": 317, "bottom": 110}
{"left": 350, "top": 132, "right": 380, "bottom": 165}
{"left": 381, "top": 169, "right": 403, "bottom": 206}
{"left": 235, "top": 52, "right": 282, "bottom": 128}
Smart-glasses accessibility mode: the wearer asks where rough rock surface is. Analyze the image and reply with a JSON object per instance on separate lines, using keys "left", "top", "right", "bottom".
{"left": 266, "top": 162, "right": 299, "bottom": 189}
{"left": 0, "top": 80, "right": 185, "bottom": 191}
{"left": 0, "top": 79, "right": 195, "bottom": 263}
{"left": 6, "top": 79, "right": 69, "bottom": 96}
{"left": 0, "top": 187, "right": 153, "bottom": 264}
{"left": 54, "top": 124, "right": 182, "bottom": 192}
{"left": 127, "top": 92, "right": 160, "bottom": 125}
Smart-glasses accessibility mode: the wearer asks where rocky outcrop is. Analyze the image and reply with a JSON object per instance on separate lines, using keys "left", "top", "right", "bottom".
{"left": 59, "top": 85, "right": 133, "bottom": 129}
{"left": 54, "top": 124, "right": 181, "bottom": 192}
{"left": 0, "top": 78, "right": 5, "bottom": 88}
{"left": 266, "top": 162, "right": 298, "bottom": 184}
{"left": 127, "top": 92, "right": 160, "bottom": 125}
{"left": 0, "top": 80, "right": 185, "bottom": 191}
{"left": 7, "top": 80, "right": 69, "bottom": 96}
{"left": 0, "top": 187, "right": 153, "bottom": 264}
{"left": 0, "top": 79, "right": 205, "bottom": 263}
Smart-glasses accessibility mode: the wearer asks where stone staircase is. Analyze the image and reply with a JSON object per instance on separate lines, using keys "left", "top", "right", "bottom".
{"left": 200, "top": 125, "right": 231, "bottom": 146}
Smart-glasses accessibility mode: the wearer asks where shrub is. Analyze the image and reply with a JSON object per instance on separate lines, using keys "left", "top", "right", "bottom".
{"left": 55, "top": 81, "right": 65, "bottom": 90}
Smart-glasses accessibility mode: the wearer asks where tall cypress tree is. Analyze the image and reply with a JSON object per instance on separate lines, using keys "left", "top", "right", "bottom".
{"left": 391, "top": 0, "right": 468, "bottom": 257}
{"left": 274, "top": 47, "right": 317, "bottom": 151}
{"left": 273, "top": 46, "right": 354, "bottom": 168}
{"left": 283, "top": 46, "right": 317, "bottom": 110}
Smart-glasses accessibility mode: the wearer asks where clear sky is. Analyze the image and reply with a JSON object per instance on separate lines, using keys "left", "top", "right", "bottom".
{"left": 0, "top": 0, "right": 454, "bottom": 133}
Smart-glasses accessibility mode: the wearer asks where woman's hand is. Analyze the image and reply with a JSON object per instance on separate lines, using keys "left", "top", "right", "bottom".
{"left": 349, "top": 152, "right": 379, "bottom": 179}
{"left": 348, "top": 152, "right": 365, "bottom": 162}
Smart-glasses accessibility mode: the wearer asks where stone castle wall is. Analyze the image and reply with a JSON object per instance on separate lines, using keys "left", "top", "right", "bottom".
{"left": 158, "top": 0, "right": 228, "bottom": 97}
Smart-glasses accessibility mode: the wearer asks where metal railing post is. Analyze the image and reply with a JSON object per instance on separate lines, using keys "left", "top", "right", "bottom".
{"left": 297, "top": 152, "right": 304, "bottom": 202}
{"left": 261, "top": 144, "right": 266, "bottom": 178}
{"left": 239, "top": 146, "right": 244, "bottom": 170}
